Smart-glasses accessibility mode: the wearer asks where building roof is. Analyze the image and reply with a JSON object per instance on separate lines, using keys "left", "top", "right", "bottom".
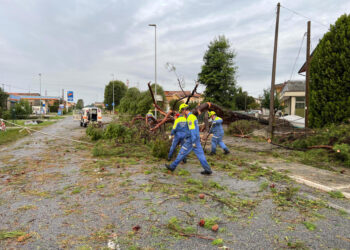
{"left": 281, "top": 80, "right": 305, "bottom": 94}
{"left": 164, "top": 91, "right": 201, "bottom": 98}
{"left": 8, "top": 92, "right": 40, "bottom": 96}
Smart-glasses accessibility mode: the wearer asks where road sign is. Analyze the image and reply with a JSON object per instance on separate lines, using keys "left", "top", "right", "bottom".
{"left": 42, "top": 103, "right": 45, "bottom": 107}
{"left": 67, "top": 91, "right": 74, "bottom": 102}
{"left": 112, "top": 102, "right": 115, "bottom": 106}
{"left": 155, "top": 95, "right": 163, "bottom": 101}
{"left": 105, "top": 104, "right": 108, "bottom": 107}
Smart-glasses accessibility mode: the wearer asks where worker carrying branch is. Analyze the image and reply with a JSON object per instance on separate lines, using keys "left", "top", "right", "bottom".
{"left": 168, "top": 113, "right": 187, "bottom": 163}
{"left": 208, "top": 111, "right": 230, "bottom": 155}
{"left": 165, "top": 104, "right": 212, "bottom": 175}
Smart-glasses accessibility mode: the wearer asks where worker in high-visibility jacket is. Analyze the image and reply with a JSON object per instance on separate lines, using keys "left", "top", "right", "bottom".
{"left": 165, "top": 104, "right": 212, "bottom": 175}
{"left": 168, "top": 113, "right": 187, "bottom": 161}
{"left": 208, "top": 111, "right": 230, "bottom": 155}
{"left": 146, "top": 110, "right": 155, "bottom": 127}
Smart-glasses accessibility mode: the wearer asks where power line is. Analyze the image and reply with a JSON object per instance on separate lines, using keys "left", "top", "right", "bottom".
{"left": 289, "top": 32, "right": 307, "bottom": 81}
{"left": 280, "top": 5, "right": 329, "bottom": 28}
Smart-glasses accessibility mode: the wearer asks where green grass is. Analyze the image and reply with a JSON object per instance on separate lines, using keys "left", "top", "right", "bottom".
{"left": 328, "top": 190, "right": 345, "bottom": 199}
{"left": 0, "top": 230, "right": 26, "bottom": 240}
{"left": 0, "top": 121, "right": 56, "bottom": 145}
{"left": 302, "top": 221, "right": 316, "bottom": 231}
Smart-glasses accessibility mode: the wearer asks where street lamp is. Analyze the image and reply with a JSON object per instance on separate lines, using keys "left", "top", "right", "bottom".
{"left": 110, "top": 73, "right": 115, "bottom": 113}
{"left": 148, "top": 24, "right": 157, "bottom": 119}
{"left": 38, "top": 73, "right": 42, "bottom": 116}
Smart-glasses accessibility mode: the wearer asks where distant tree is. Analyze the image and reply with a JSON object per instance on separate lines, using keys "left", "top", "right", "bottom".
{"left": 261, "top": 89, "right": 284, "bottom": 110}
{"left": 104, "top": 80, "right": 127, "bottom": 111}
{"left": 309, "top": 14, "right": 350, "bottom": 127}
{"left": 15, "top": 100, "right": 31, "bottom": 119}
{"left": 0, "top": 87, "right": 9, "bottom": 117}
{"left": 119, "top": 87, "right": 141, "bottom": 115}
{"left": 235, "top": 87, "right": 258, "bottom": 110}
{"left": 198, "top": 35, "right": 238, "bottom": 109}
{"left": 119, "top": 84, "right": 166, "bottom": 116}
{"left": 76, "top": 99, "right": 84, "bottom": 109}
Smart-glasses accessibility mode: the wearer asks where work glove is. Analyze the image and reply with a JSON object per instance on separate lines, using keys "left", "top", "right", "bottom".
{"left": 192, "top": 143, "right": 196, "bottom": 148}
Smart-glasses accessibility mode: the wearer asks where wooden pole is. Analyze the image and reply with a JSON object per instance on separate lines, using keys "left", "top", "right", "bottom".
{"left": 268, "top": 2, "right": 280, "bottom": 138}
{"left": 305, "top": 21, "right": 311, "bottom": 128}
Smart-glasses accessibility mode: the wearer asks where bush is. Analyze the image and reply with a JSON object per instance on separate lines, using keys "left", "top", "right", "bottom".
{"left": 103, "top": 123, "right": 136, "bottom": 143}
{"left": 227, "top": 120, "right": 262, "bottom": 135}
{"left": 86, "top": 125, "right": 103, "bottom": 141}
{"left": 149, "top": 137, "right": 172, "bottom": 159}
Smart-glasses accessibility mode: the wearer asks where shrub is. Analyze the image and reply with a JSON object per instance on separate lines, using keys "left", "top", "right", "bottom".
{"left": 149, "top": 137, "right": 172, "bottom": 159}
{"left": 227, "top": 120, "right": 262, "bottom": 135}
{"left": 103, "top": 123, "right": 136, "bottom": 143}
{"left": 86, "top": 125, "right": 103, "bottom": 141}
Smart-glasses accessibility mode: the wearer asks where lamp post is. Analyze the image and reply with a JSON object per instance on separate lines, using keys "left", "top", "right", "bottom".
{"left": 38, "top": 73, "right": 42, "bottom": 117}
{"left": 148, "top": 24, "right": 157, "bottom": 119}
{"left": 111, "top": 73, "right": 115, "bottom": 113}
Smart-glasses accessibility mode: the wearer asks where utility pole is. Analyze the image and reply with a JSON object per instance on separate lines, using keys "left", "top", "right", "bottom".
{"left": 39, "top": 73, "right": 42, "bottom": 118}
{"left": 268, "top": 2, "right": 280, "bottom": 138}
{"left": 305, "top": 21, "right": 311, "bottom": 128}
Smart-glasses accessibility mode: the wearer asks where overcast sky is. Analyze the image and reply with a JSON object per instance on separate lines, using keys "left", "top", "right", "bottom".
{"left": 0, "top": 0, "right": 349, "bottom": 105}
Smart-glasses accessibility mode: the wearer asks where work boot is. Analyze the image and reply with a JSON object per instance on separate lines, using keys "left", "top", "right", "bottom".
{"left": 182, "top": 158, "right": 187, "bottom": 164}
{"left": 224, "top": 149, "right": 230, "bottom": 155}
{"left": 209, "top": 151, "right": 216, "bottom": 155}
{"left": 164, "top": 164, "right": 174, "bottom": 172}
{"left": 200, "top": 170, "right": 212, "bottom": 175}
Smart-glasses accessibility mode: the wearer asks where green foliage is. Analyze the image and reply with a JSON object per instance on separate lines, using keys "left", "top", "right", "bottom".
{"left": 328, "top": 190, "right": 345, "bottom": 199}
{"left": 212, "top": 238, "right": 224, "bottom": 246}
{"left": 0, "top": 230, "right": 26, "bottom": 240}
{"left": 302, "top": 221, "right": 316, "bottom": 231}
{"left": 227, "top": 120, "right": 262, "bottom": 135}
{"left": 14, "top": 100, "right": 31, "bottom": 119}
{"left": 149, "top": 137, "right": 172, "bottom": 159}
{"left": 334, "top": 144, "right": 350, "bottom": 166}
{"left": 198, "top": 35, "right": 237, "bottom": 109}
{"left": 261, "top": 88, "right": 284, "bottom": 110}
{"left": 103, "top": 123, "right": 136, "bottom": 143}
{"left": 203, "top": 216, "right": 220, "bottom": 229}
{"left": 104, "top": 80, "right": 127, "bottom": 111}
{"left": 118, "top": 84, "right": 166, "bottom": 115}
{"left": 309, "top": 14, "right": 350, "bottom": 127}
{"left": 0, "top": 87, "right": 8, "bottom": 110}
{"left": 119, "top": 88, "right": 141, "bottom": 115}
{"left": 86, "top": 125, "right": 103, "bottom": 141}
{"left": 235, "top": 87, "right": 258, "bottom": 110}
{"left": 76, "top": 99, "right": 84, "bottom": 109}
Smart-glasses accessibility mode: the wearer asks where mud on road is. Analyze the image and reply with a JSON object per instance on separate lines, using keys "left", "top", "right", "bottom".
{"left": 0, "top": 117, "right": 350, "bottom": 249}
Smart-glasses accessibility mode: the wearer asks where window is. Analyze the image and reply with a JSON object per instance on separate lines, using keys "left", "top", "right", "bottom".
{"left": 295, "top": 97, "right": 305, "bottom": 109}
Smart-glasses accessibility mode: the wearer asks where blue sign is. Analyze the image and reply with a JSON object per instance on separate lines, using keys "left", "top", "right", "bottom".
{"left": 42, "top": 103, "right": 45, "bottom": 107}
{"left": 67, "top": 91, "right": 74, "bottom": 102}
{"left": 112, "top": 102, "right": 115, "bottom": 106}
{"left": 105, "top": 104, "right": 108, "bottom": 107}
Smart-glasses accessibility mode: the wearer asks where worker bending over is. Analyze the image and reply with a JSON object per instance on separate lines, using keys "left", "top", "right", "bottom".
{"left": 165, "top": 104, "right": 212, "bottom": 175}
{"left": 168, "top": 113, "right": 187, "bottom": 162}
{"left": 208, "top": 111, "right": 230, "bottom": 155}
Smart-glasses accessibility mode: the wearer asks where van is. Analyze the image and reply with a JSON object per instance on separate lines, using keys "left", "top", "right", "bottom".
{"left": 80, "top": 107, "right": 102, "bottom": 127}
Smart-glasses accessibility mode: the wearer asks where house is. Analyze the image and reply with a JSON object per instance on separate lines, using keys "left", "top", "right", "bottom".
{"left": 279, "top": 80, "right": 306, "bottom": 117}
{"left": 94, "top": 102, "right": 105, "bottom": 108}
{"left": 164, "top": 91, "right": 203, "bottom": 111}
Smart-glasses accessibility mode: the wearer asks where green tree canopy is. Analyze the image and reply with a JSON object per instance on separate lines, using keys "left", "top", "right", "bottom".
{"left": 104, "top": 80, "right": 127, "bottom": 111}
{"left": 261, "top": 89, "right": 283, "bottom": 111}
{"left": 235, "top": 87, "right": 258, "bottom": 110}
{"left": 309, "top": 14, "right": 350, "bottom": 127}
{"left": 76, "top": 99, "right": 84, "bottom": 109}
{"left": 15, "top": 100, "right": 31, "bottom": 119}
{"left": 198, "top": 35, "right": 238, "bottom": 109}
{"left": 118, "top": 84, "right": 166, "bottom": 116}
{"left": 0, "top": 87, "right": 9, "bottom": 117}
